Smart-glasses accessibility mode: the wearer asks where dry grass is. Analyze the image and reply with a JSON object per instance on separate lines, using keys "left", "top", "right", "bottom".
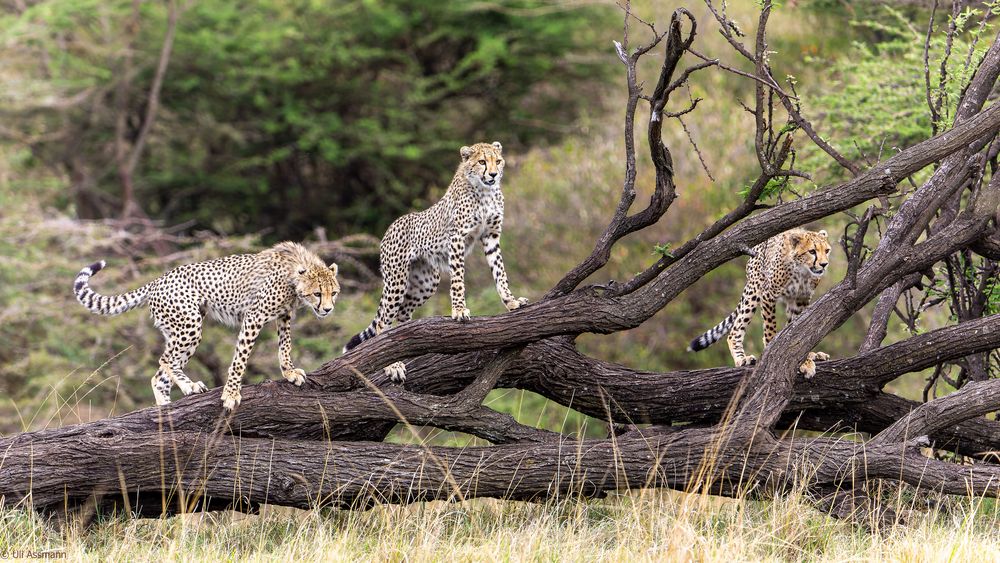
{"left": 3, "top": 486, "right": 1000, "bottom": 561}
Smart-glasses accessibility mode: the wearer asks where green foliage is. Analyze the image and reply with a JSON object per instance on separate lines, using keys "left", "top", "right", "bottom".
{"left": 737, "top": 177, "right": 789, "bottom": 200}
{"left": 1, "top": 0, "right": 610, "bottom": 238}
{"left": 797, "top": 3, "right": 993, "bottom": 183}
{"left": 926, "top": 252, "right": 1000, "bottom": 320}
{"left": 988, "top": 276, "right": 1000, "bottom": 316}
{"left": 652, "top": 242, "right": 673, "bottom": 258}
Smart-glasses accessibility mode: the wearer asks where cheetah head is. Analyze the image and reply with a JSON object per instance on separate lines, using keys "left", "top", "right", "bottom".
{"left": 460, "top": 141, "right": 505, "bottom": 189}
{"left": 790, "top": 229, "right": 832, "bottom": 276}
{"left": 295, "top": 262, "right": 340, "bottom": 318}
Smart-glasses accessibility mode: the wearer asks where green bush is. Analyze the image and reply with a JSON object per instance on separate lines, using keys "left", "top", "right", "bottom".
{"left": 797, "top": 3, "right": 992, "bottom": 183}
{"left": 2, "top": 0, "right": 610, "bottom": 238}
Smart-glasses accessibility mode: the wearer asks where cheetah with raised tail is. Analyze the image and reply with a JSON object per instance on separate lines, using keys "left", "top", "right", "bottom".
{"left": 344, "top": 141, "right": 528, "bottom": 382}
{"left": 74, "top": 242, "right": 340, "bottom": 410}
{"left": 687, "top": 228, "right": 833, "bottom": 378}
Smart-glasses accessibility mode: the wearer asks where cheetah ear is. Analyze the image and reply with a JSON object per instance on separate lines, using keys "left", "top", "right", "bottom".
{"left": 789, "top": 233, "right": 802, "bottom": 247}
{"left": 492, "top": 141, "right": 503, "bottom": 154}
{"left": 297, "top": 267, "right": 307, "bottom": 276}
{"left": 328, "top": 262, "right": 339, "bottom": 276}
{"left": 818, "top": 229, "right": 828, "bottom": 238}
{"left": 460, "top": 145, "right": 474, "bottom": 160}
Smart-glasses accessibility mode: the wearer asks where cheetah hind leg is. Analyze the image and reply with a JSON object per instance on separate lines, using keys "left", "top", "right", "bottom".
{"left": 383, "top": 261, "right": 441, "bottom": 385}
{"left": 505, "top": 296, "right": 529, "bottom": 311}
{"left": 164, "top": 315, "right": 209, "bottom": 396}
{"left": 151, "top": 367, "right": 173, "bottom": 406}
{"left": 173, "top": 373, "right": 209, "bottom": 395}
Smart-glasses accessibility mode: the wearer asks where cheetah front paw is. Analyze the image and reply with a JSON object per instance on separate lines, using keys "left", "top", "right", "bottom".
{"left": 282, "top": 368, "right": 306, "bottom": 386}
{"left": 177, "top": 379, "right": 208, "bottom": 396}
{"left": 451, "top": 306, "right": 471, "bottom": 321}
{"left": 385, "top": 361, "right": 407, "bottom": 383}
{"left": 736, "top": 355, "right": 757, "bottom": 367}
{"left": 504, "top": 297, "right": 529, "bottom": 311}
{"left": 799, "top": 352, "right": 827, "bottom": 379}
{"left": 799, "top": 358, "right": 817, "bottom": 379}
{"left": 221, "top": 388, "right": 242, "bottom": 411}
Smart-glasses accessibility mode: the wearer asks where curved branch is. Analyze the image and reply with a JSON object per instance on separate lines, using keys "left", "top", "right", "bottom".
{"left": 859, "top": 272, "right": 923, "bottom": 353}
{"left": 126, "top": 0, "right": 178, "bottom": 177}
{"left": 972, "top": 228, "right": 1000, "bottom": 259}
{"left": 548, "top": 9, "right": 693, "bottom": 297}
{"left": 872, "top": 379, "right": 1000, "bottom": 445}
{"left": 325, "top": 102, "right": 1000, "bottom": 388}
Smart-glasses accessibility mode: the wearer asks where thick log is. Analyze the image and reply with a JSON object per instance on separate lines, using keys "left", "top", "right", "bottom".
{"left": 5, "top": 421, "right": 1000, "bottom": 518}
{"left": 1, "top": 313, "right": 995, "bottom": 460}
{"left": 6, "top": 310, "right": 996, "bottom": 435}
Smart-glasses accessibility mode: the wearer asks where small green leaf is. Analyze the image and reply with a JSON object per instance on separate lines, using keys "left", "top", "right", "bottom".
{"left": 652, "top": 243, "right": 674, "bottom": 258}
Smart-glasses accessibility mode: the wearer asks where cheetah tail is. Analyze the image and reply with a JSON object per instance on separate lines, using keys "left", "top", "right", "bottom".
{"left": 687, "top": 310, "right": 737, "bottom": 352}
{"left": 74, "top": 260, "right": 150, "bottom": 316}
{"left": 343, "top": 321, "right": 377, "bottom": 353}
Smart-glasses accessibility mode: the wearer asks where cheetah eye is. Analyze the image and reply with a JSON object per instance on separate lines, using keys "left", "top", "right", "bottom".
{"left": 313, "top": 292, "right": 321, "bottom": 297}
{"left": 809, "top": 249, "right": 817, "bottom": 255}
{"left": 479, "top": 159, "right": 486, "bottom": 165}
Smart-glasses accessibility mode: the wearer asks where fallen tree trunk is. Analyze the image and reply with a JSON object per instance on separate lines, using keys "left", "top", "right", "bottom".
{"left": 7, "top": 416, "right": 1000, "bottom": 519}
{"left": 2, "top": 312, "right": 999, "bottom": 516}
{"left": 2, "top": 4, "right": 999, "bottom": 522}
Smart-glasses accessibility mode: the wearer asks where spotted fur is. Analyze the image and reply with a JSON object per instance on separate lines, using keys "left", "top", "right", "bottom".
{"left": 344, "top": 141, "right": 527, "bottom": 383}
{"left": 687, "top": 228, "right": 833, "bottom": 378}
{"left": 74, "top": 242, "right": 340, "bottom": 410}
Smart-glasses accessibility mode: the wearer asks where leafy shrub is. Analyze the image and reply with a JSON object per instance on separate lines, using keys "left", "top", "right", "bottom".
{"left": 1, "top": 0, "right": 610, "bottom": 238}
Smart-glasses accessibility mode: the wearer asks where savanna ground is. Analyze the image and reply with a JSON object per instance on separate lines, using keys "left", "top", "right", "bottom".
{"left": 2, "top": 0, "right": 999, "bottom": 560}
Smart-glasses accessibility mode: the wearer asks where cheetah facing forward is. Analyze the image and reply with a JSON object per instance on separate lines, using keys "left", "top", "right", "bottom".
{"left": 344, "top": 141, "right": 527, "bottom": 382}
{"left": 74, "top": 242, "right": 340, "bottom": 410}
{"left": 687, "top": 228, "right": 832, "bottom": 378}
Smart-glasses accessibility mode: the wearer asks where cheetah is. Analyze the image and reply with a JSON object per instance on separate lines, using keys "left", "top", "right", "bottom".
{"left": 687, "top": 228, "right": 833, "bottom": 378}
{"left": 343, "top": 141, "right": 527, "bottom": 382}
{"left": 74, "top": 242, "right": 340, "bottom": 410}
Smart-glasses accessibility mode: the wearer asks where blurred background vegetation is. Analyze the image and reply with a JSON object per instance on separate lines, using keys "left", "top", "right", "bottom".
{"left": 0, "top": 0, "right": 989, "bottom": 440}
{"left": 1, "top": 0, "right": 609, "bottom": 237}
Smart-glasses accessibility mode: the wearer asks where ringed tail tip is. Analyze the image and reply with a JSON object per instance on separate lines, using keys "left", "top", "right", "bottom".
{"left": 79, "top": 260, "right": 106, "bottom": 276}
{"left": 343, "top": 333, "right": 363, "bottom": 353}
{"left": 687, "top": 337, "right": 709, "bottom": 353}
